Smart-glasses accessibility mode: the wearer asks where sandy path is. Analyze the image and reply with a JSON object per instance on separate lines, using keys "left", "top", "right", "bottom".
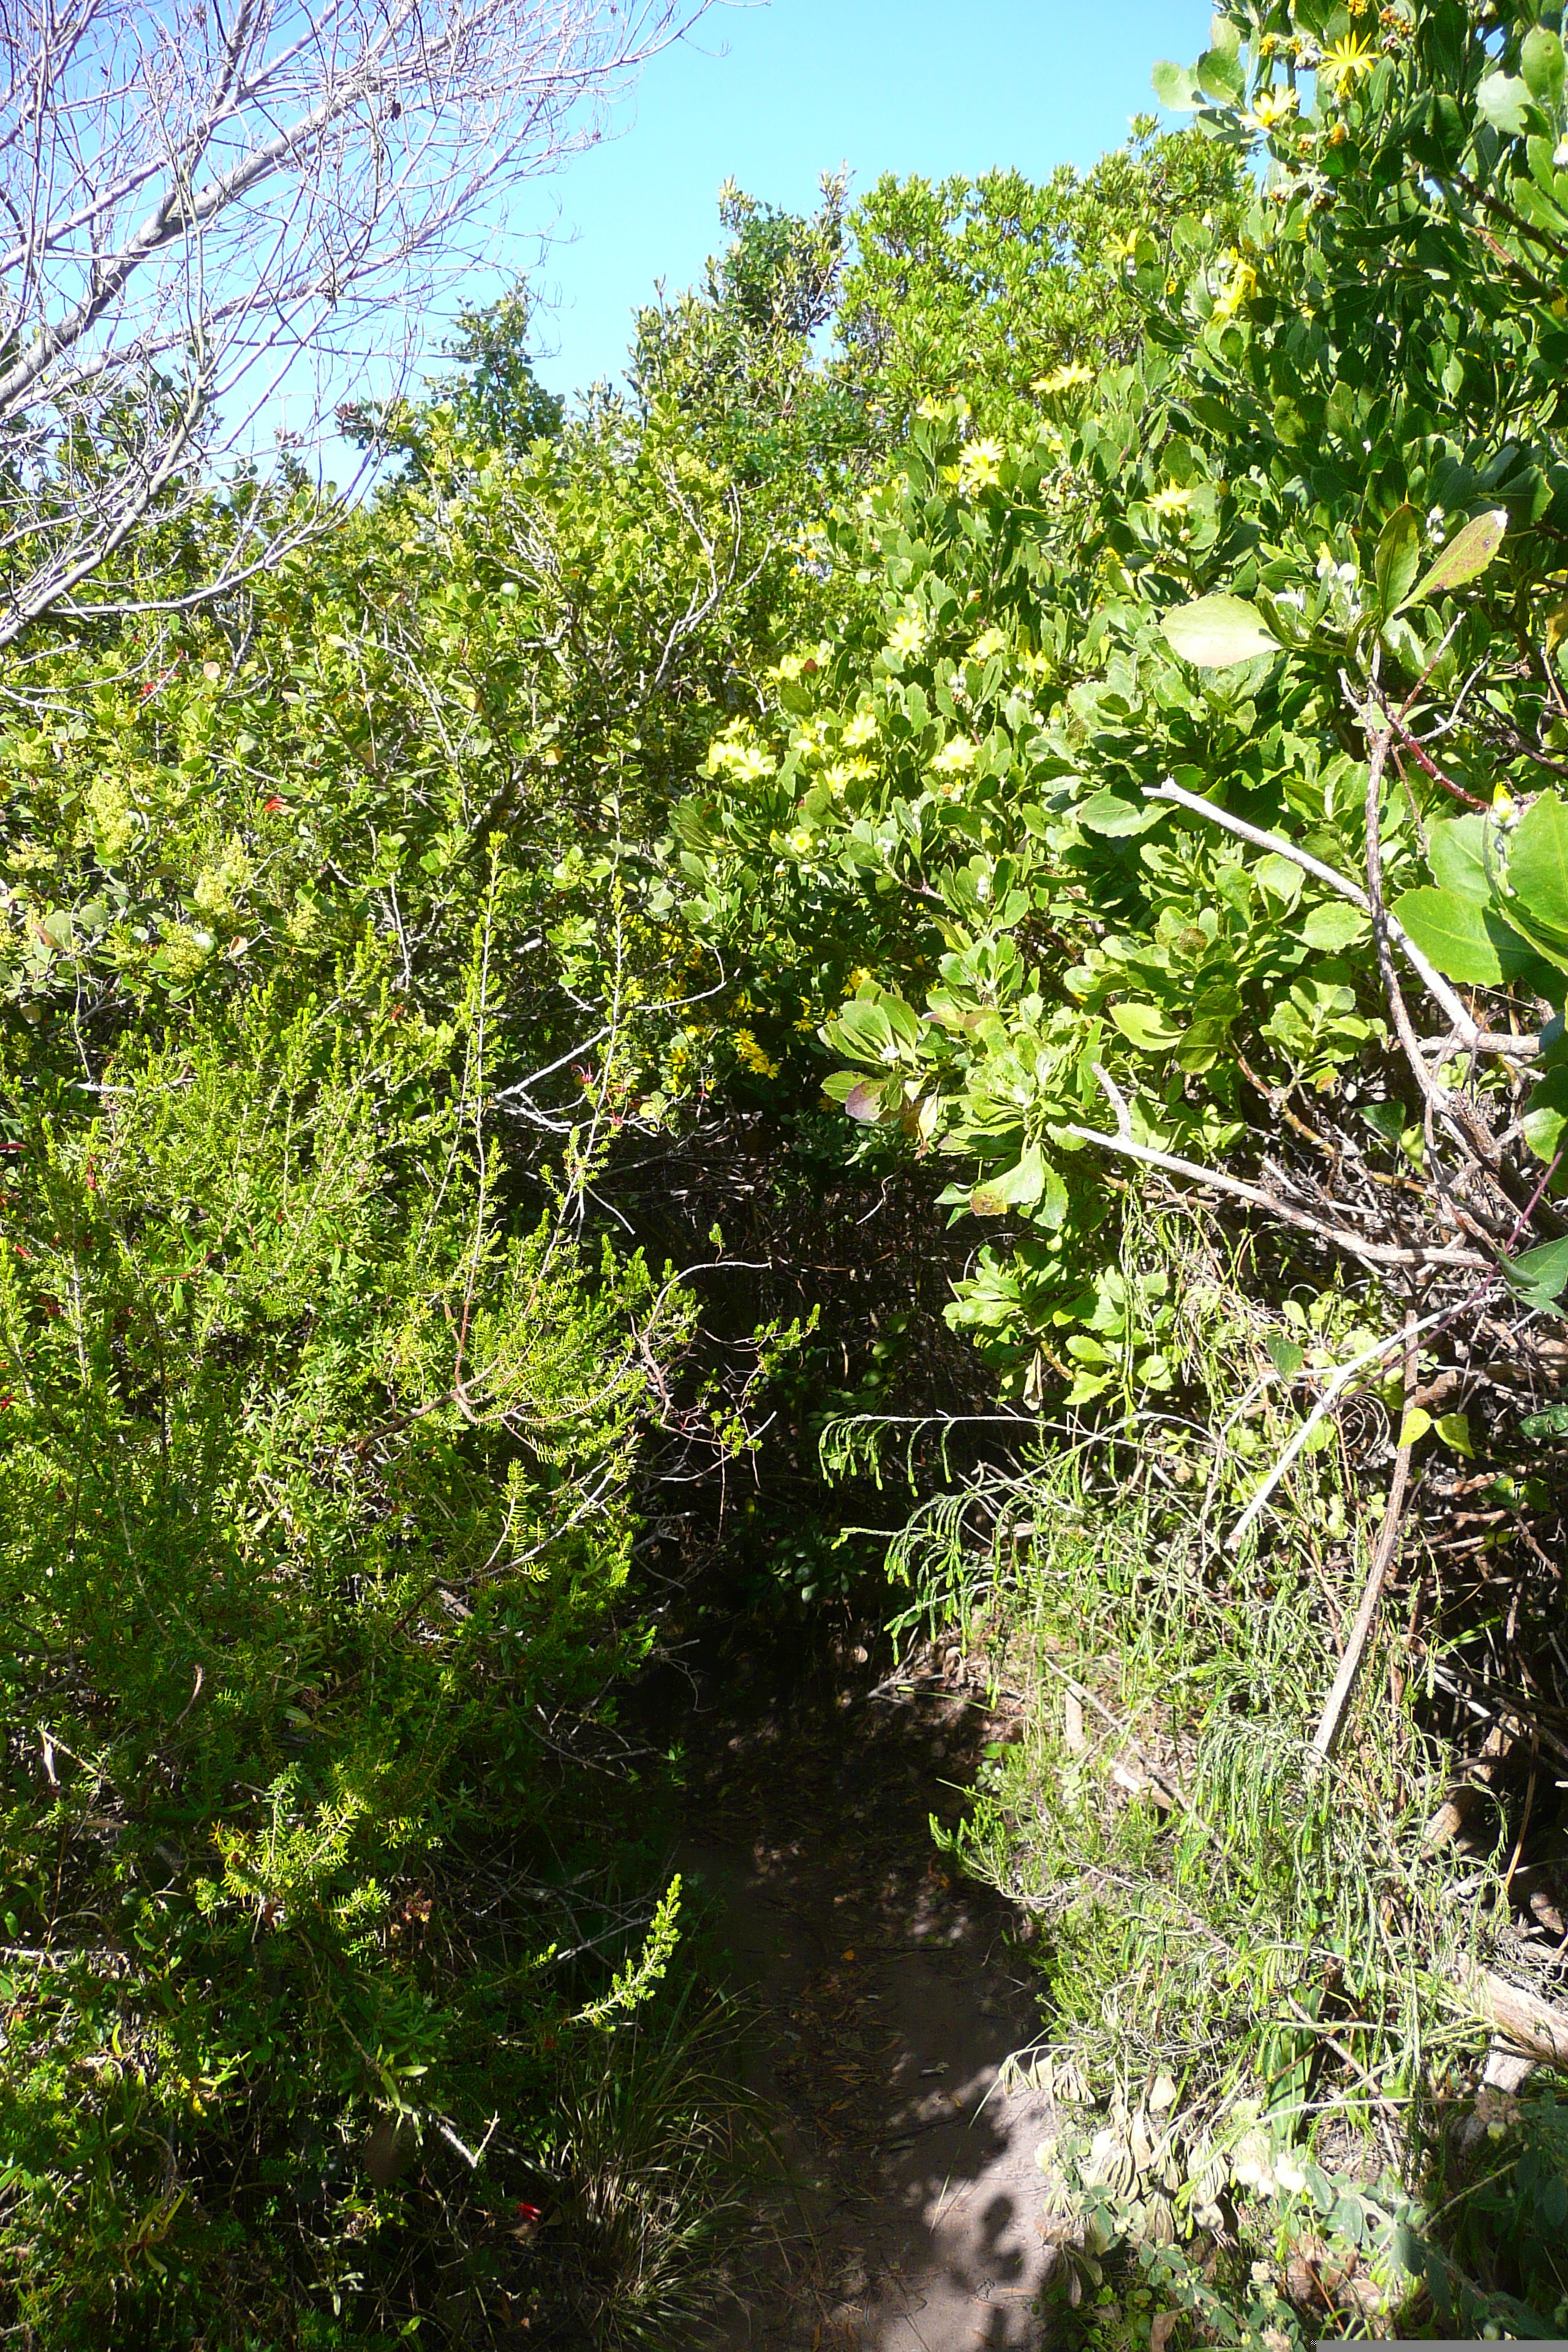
{"left": 677, "top": 1649, "right": 1058, "bottom": 2349}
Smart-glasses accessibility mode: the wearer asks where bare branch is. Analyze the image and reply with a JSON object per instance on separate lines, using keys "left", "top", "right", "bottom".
{"left": 0, "top": 0, "right": 713, "bottom": 640}
{"left": 1142, "top": 776, "right": 1539, "bottom": 1060}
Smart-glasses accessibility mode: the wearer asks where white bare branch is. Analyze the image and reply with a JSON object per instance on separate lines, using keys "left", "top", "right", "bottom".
{"left": 0, "top": 0, "right": 713, "bottom": 643}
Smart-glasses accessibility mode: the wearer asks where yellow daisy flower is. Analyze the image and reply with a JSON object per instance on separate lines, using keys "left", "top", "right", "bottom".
{"left": 956, "top": 440, "right": 1004, "bottom": 499}
{"left": 1319, "top": 31, "right": 1376, "bottom": 87}
{"left": 1033, "top": 361, "right": 1095, "bottom": 396}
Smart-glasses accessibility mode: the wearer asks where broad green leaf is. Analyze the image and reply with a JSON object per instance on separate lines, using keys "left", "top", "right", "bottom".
{"left": 1160, "top": 593, "right": 1276, "bottom": 667}
{"left": 1301, "top": 902, "right": 1370, "bottom": 951}
{"left": 1522, "top": 24, "right": 1564, "bottom": 113}
{"left": 1265, "top": 1334, "right": 1305, "bottom": 1378}
{"left": 1196, "top": 45, "right": 1244, "bottom": 102}
{"left": 1488, "top": 895, "right": 1568, "bottom": 981}
{"left": 1406, "top": 508, "right": 1508, "bottom": 606}
{"left": 1175, "top": 1014, "right": 1234, "bottom": 1074}
{"left": 1255, "top": 852, "right": 1304, "bottom": 909}
{"left": 1398, "top": 1406, "right": 1432, "bottom": 1449}
{"left": 1435, "top": 1412, "right": 1474, "bottom": 1458}
{"left": 1390, "top": 887, "right": 1538, "bottom": 984}
{"left": 1374, "top": 503, "right": 1422, "bottom": 616}
{"left": 1110, "top": 1002, "right": 1185, "bottom": 1051}
{"left": 1152, "top": 57, "right": 1202, "bottom": 108}
{"left": 1034, "top": 1163, "right": 1070, "bottom": 1232}
{"left": 1504, "top": 791, "right": 1568, "bottom": 937}
{"left": 1476, "top": 69, "right": 1531, "bottom": 135}
{"left": 1426, "top": 814, "right": 1493, "bottom": 905}
{"left": 1522, "top": 1068, "right": 1568, "bottom": 1162}
{"left": 1501, "top": 1235, "right": 1568, "bottom": 1310}
{"left": 971, "top": 1142, "right": 1046, "bottom": 1215}
{"left": 844, "top": 1079, "right": 888, "bottom": 1123}
{"left": 1077, "top": 789, "right": 1164, "bottom": 837}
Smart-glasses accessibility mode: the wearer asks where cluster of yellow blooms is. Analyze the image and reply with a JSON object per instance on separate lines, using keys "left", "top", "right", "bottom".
{"left": 954, "top": 439, "right": 1004, "bottom": 500}
{"left": 730, "top": 1028, "right": 780, "bottom": 1079}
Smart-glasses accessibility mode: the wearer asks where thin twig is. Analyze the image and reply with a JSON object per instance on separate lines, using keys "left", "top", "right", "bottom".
{"left": 1228, "top": 1303, "right": 1459, "bottom": 1552}
{"left": 1063, "top": 1117, "right": 1488, "bottom": 1274}
{"left": 1309, "top": 1314, "right": 1419, "bottom": 1764}
{"left": 1142, "top": 778, "right": 1537, "bottom": 1059}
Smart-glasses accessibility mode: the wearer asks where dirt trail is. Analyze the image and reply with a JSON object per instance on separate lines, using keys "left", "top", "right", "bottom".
{"left": 676, "top": 1643, "right": 1058, "bottom": 2349}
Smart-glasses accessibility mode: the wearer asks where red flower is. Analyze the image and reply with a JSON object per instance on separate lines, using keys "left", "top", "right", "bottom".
{"left": 262, "top": 795, "right": 285, "bottom": 815}
{"left": 515, "top": 2202, "right": 542, "bottom": 2223}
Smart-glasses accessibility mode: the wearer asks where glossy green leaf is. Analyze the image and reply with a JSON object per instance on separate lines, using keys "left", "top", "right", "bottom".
{"left": 1505, "top": 791, "right": 1568, "bottom": 938}
{"left": 1522, "top": 1067, "right": 1568, "bottom": 1162}
{"left": 1151, "top": 57, "right": 1202, "bottom": 108}
{"left": 1034, "top": 1162, "right": 1071, "bottom": 1232}
{"left": 1077, "top": 789, "right": 1165, "bottom": 837}
{"left": 1374, "top": 503, "right": 1422, "bottom": 616}
{"left": 1405, "top": 508, "right": 1508, "bottom": 606}
{"left": 1435, "top": 1412, "right": 1474, "bottom": 1458}
{"left": 1476, "top": 70, "right": 1531, "bottom": 135}
{"left": 1159, "top": 593, "right": 1276, "bottom": 667}
{"left": 971, "top": 1142, "right": 1046, "bottom": 1215}
{"left": 1390, "top": 888, "right": 1537, "bottom": 984}
{"left": 1110, "top": 1002, "right": 1185, "bottom": 1051}
{"left": 1522, "top": 24, "right": 1564, "bottom": 113}
{"left": 1301, "top": 902, "right": 1370, "bottom": 951}
{"left": 1425, "top": 815, "right": 1493, "bottom": 905}
{"left": 1255, "top": 853, "right": 1304, "bottom": 909}
{"left": 1196, "top": 45, "right": 1244, "bottom": 102}
{"left": 1501, "top": 1235, "right": 1568, "bottom": 1311}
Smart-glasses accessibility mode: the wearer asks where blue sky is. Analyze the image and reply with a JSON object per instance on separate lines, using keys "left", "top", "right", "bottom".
{"left": 505, "top": 0, "right": 1213, "bottom": 400}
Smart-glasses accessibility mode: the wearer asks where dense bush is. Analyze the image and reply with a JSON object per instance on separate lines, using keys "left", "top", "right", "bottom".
{"left": 9, "top": 13, "right": 1568, "bottom": 2333}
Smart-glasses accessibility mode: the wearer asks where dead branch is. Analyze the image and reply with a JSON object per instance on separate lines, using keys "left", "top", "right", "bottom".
{"left": 0, "top": 0, "right": 711, "bottom": 641}
{"left": 1310, "top": 1314, "right": 1419, "bottom": 1763}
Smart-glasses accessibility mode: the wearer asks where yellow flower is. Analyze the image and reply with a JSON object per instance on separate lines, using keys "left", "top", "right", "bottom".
{"left": 1210, "top": 257, "right": 1258, "bottom": 320}
{"left": 706, "top": 731, "right": 777, "bottom": 785}
{"left": 1033, "top": 361, "right": 1094, "bottom": 396}
{"left": 1319, "top": 31, "right": 1376, "bottom": 87}
{"left": 956, "top": 439, "right": 1004, "bottom": 499}
{"left": 731, "top": 1028, "right": 780, "bottom": 1079}
{"left": 770, "top": 644, "right": 830, "bottom": 684}
{"left": 968, "top": 626, "right": 1007, "bottom": 663}
{"left": 931, "top": 735, "right": 978, "bottom": 775}
{"left": 823, "top": 758, "right": 874, "bottom": 792}
{"left": 787, "top": 828, "right": 814, "bottom": 856}
{"left": 1147, "top": 483, "right": 1194, "bottom": 517}
{"left": 886, "top": 614, "right": 926, "bottom": 660}
{"left": 1246, "top": 85, "right": 1298, "bottom": 130}
{"left": 842, "top": 709, "right": 878, "bottom": 748}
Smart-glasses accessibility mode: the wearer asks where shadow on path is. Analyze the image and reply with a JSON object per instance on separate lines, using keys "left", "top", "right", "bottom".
{"left": 676, "top": 1645, "right": 1057, "bottom": 2350}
